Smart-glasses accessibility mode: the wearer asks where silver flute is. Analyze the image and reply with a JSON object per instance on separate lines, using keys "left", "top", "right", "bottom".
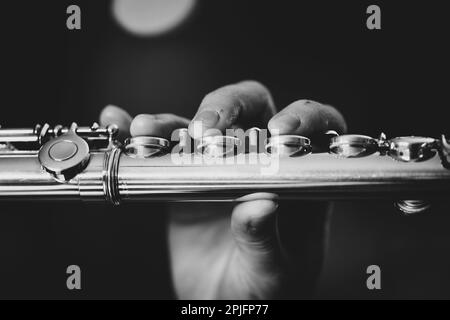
{"left": 0, "top": 123, "right": 449, "bottom": 214}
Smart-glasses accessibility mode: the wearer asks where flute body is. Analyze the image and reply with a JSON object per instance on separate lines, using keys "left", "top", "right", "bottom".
{"left": 0, "top": 151, "right": 449, "bottom": 201}
{"left": 0, "top": 123, "right": 449, "bottom": 213}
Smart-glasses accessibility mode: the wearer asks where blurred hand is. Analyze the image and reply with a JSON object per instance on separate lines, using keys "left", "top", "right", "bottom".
{"left": 100, "top": 80, "right": 346, "bottom": 299}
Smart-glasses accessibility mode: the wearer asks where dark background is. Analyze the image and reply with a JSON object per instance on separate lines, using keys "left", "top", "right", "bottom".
{"left": 0, "top": 0, "right": 449, "bottom": 299}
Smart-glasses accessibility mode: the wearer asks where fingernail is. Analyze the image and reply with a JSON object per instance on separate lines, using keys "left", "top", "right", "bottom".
{"left": 269, "top": 114, "right": 300, "bottom": 135}
{"left": 193, "top": 110, "right": 220, "bottom": 128}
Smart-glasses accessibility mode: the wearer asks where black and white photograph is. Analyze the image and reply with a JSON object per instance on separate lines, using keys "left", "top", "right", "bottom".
{"left": 0, "top": 0, "right": 449, "bottom": 305}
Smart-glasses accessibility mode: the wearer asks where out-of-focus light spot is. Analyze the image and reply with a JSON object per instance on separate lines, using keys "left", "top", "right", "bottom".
{"left": 112, "top": 0, "right": 197, "bottom": 37}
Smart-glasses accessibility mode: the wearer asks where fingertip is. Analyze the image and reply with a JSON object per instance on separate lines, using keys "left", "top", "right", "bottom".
{"left": 100, "top": 105, "right": 132, "bottom": 125}
{"left": 130, "top": 114, "right": 156, "bottom": 137}
{"left": 99, "top": 105, "right": 132, "bottom": 138}
{"left": 268, "top": 113, "right": 301, "bottom": 136}
{"left": 268, "top": 100, "right": 347, "bottom": 136}
{"left": 130, "top": 113, "right": 190, "bottom": 138}
{"left": 188, "top": 110, "right": 221, "bottom": 139}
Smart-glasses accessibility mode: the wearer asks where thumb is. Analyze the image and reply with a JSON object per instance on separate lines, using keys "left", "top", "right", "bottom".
{"left": 231, "top": 199, "right": 282, "bottom": 275}
{"left": 99, "top": 105, "right": 132, "bottom": 141}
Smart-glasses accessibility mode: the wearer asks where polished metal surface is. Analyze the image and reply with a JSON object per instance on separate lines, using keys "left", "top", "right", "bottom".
{"left": 395, "top": 200, "right": 432, "bottom": 215}
{"left": 265, "top": 135, "right": 311, "bottom": 156}
{"left": 116, "top": 152, "right": 450, "bottom": 202}
{"left": 38, "top": 123, "right": 91, "bottom": 181}
{"left": 388, "top": 136, "right": 436, "bottom": 162}
{"left": 1, "top": 151, "right": 449, "bottom": 203}
{"left": 330, "top": 134, "right": 378, "bottom": 157}
{"left": 125, "top": 136, "right": 170, "bottom": 158}
{"left": 0, "top": 124, "right": 449, "bottom": 213}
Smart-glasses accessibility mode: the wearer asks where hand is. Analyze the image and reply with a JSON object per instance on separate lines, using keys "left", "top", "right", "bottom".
{"left": 100, "top": 80, "right": 346, "bottom": 299}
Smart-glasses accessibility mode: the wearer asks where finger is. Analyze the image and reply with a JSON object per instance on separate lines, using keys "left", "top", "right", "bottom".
{"left": 99, "top": 105, "right": 133, "bottom": 141}
{"left": 189, "top": 80, "right": 276, "bottom": 138}
{"left": 275, "top": 201, "right": 331, "bottom": 298}
{"left": 268, "top": 99, "right": 347, "bottom": 136}
{"left": 231, "top": 199, "right": 282, "bottom": 274}
{"left": 130, "top": 113, "right": 190, "bottom": 139}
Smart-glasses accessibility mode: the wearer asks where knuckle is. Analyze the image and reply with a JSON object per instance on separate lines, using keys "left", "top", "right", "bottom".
{"left": 238, "top": 79, "right": 267, "bottom": 91}
{"left": 225, "top": 104, "right": 242, "bottom": 125}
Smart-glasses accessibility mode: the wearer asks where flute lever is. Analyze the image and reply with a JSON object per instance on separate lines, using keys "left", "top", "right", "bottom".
{"left": 38, "top": 123, "right": 91, "bottom": 182}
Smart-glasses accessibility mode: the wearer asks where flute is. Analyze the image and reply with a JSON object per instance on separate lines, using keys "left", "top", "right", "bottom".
{"left": 0, "top": 123, "right": 449, "bottom": 215}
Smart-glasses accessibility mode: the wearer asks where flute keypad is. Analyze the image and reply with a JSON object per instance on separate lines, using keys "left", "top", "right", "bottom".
{"left": 265, "top": 135, "right": 312, "bottom": 156}
{"left": 120, "top": 127, "right": 449, "bottom": 166}
{"left": 125, "top": 136, "right": 170, "bottom": 158}
{"left": 329, "top": 134, "right": 378, "bottom": 158}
